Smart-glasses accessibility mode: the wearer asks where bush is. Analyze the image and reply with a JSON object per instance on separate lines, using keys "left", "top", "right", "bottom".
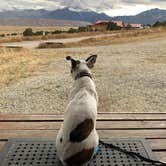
{"left": 78, "top": 26, "right": 87, "bottom": 32}
{"left": 37, "top": 42, "right": 64, "bottom": 49}
{"left": 11, "top": 33, "right": 17, "bottom": 36}
{"left": 45, "top": 31, "right": 50, "bottom": 35}
{"left": 34, "top": 31, "right": 44, "bottom": 36}
{"left": 23, "top": 28, "right": 33, "bottom": 36}
{"left": 51, "top": 30, "right": 63, "bottom": 34}
{"left": 68, "top": 28, "right": 78, "bottom": 33}
{"left": 0, "top": 34, "right": 5, "bottom": 37}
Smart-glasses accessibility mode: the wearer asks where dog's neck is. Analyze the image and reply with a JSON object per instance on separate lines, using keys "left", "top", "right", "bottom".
{"left": 68, "top": 71, "right": 98, "bottom": 104}
{"left": 75, "top": 71, "right": 92, "bottom": 80}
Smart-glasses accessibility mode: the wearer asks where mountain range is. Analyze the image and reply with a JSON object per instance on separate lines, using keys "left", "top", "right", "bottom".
{"left": 0, "top": 8, "right": 166, "bottom": 26}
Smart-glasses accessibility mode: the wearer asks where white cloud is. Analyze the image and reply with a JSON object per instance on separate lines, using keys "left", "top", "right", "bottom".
{"left": 0, "top": 0, "right": 166, "bottom": 15}
{"left": 105, "top": 4, "right": 158, "bottom": 16}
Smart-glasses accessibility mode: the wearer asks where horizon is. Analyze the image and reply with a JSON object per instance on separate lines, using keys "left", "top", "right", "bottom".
{"left": 0, "top": 0, "right": 166, "bottom": 16}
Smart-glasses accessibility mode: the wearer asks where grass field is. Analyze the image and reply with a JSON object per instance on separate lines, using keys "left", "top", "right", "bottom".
{"left": 0, "top": 26, "right": 166, "bottom": 113}
{"left": 38, "top": 27, "right": 166, "bottom": 49}
{"left": 1, "top": 27, "right": 166, "bottom": 88}
{"left": 0, "top": 26, "right": 73, "bottom": 34}
{"left": 0, "top": 47, "right": 65, "bottom": 87}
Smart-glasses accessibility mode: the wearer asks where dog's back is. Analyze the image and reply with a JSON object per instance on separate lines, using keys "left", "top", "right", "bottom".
{"left": 56, "top": 55, "right": 99, "bottom": 165}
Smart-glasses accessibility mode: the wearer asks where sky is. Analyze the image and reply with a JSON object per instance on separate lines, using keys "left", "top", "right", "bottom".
{"left": 0, "top": 0, "right": 166, "bottom": 16}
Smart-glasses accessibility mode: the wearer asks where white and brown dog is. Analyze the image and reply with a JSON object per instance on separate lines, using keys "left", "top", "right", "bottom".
{"left": 56, "top": 55, "right": 99, "bottom": 166}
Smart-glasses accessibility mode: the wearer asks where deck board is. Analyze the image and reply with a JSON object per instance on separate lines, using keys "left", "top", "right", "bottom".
{"left": 0, "top": 121, "right": 165, "bottom": 130}
{"left": 0, "top": 113, "right": 165, "bottom": 163}
{"left": 1, "top": 113, "right": 166, "bottom": 121}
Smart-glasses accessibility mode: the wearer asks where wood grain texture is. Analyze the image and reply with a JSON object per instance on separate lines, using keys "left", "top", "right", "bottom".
{"left": 0, "top": 113, "right": 166, "bottom": 121}
{"left": 0, "top": 113, "right": 165, "bottom": 162}
{"left": 0, "top": 120, "right": 165, "bottom": 130}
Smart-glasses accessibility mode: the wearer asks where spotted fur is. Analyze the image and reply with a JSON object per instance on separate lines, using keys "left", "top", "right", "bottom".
{"left": 70, "top": 119, "right": 94, "bottom": 142}
{"left": 56, "top": 55, "right": 99, "bottom": 166}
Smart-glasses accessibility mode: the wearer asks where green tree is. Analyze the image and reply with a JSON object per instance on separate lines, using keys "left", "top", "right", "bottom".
{"left": 107, "top": 22, "right": 121, "bottom": 30}
{"left": 23, "top": 28, "right": 33, "bottom": 36}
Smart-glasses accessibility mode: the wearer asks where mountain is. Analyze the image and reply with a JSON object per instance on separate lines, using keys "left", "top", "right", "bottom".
{"left": 43, "top": 8, "right": 110, "bottom": 23}
{"left": 0, "top": 8, "right": 111, "bottom": 24}
{"left": 0, "top": 18, "right": 90, "bottom": 27}
{"left": 113, "top": 8, "right": 166, "bottom": 25}
{"left": 0, "top": 8, "right": 165, "bottom": 26}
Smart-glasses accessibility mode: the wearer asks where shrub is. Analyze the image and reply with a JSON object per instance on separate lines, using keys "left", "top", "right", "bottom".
{"left": 45, "top": 31, "right": 50, "bottom": 35}
{"left": 34, "top": 31, "right": 44, "bottom": 36}
{"left": 23, "top": 28, "right": 33, "bottom": 36}
{"left": 11, "top": 33, "right": 17, "bottom": 36}
{"left": 68, "top": 28, "right": 78, "bottom": 33}
{"left": 51, "top": 30, "right": 63, "bottom": 34}
{"left": 0, "top": 34, "right": 5, "bottom": 37}
{"left": 78, "top": 26, "right": 87, "bottom": 32}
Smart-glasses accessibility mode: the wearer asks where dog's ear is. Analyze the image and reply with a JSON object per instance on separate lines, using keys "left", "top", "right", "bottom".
{"left": 86, "top": 55, "right": 97, "bottom": 68}
{"left": 66, "top": 56, "right": 78, "bottom": 69}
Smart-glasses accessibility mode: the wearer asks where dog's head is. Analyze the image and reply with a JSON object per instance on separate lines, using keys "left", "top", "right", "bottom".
{"left": 66, "top": 55, "right": 97, "bottom": 80}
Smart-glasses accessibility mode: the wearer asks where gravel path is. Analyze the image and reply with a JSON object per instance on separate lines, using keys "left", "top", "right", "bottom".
{"left": 0, "top": 37, "right": 166, "bottom": 113}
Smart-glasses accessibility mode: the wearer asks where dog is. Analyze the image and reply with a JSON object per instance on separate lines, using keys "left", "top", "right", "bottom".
{"left": 56, "top": 55, "right": 99, "bottom": 166}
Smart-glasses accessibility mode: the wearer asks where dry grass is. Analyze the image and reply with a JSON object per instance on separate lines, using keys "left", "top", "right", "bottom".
{"left": 0, "top": 30, "right": 115, "bottom": 44}
{"left": 37, "top": 27, "right": 166, "bottom": 49}
{"left": 0, "top": 47, "right": 65, "bottom": 87}
{"left": 65, "top": 27, "right": 166, "bottom": 48}
{"left": 0, "top": 26, "right": 73, "bottom": 34}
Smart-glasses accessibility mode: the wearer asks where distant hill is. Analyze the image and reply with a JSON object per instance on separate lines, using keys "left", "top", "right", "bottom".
{"left": 0, "top": 18, "right": 90, "bottom": 27}
{"left": 0, "top": 8, "right": 165, "bottom": 26}
{"left": 0, "top": 8, "right": 110, "bottom": 26}
{"left": 113, "top": 8, "right": 166, "bottom": 25}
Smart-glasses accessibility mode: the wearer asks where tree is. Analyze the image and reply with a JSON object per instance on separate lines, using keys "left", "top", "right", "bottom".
{"left": 153, "top": 21, "right": 166, "bottom": 27}
{"left": 107, "top": 22, "right": 121, "bottom": 30}
{"left": 126, "top": 24, "right": 132, "bottom": 30}
{"left": 23, "top": 28, "right": 33, "bottom": 36}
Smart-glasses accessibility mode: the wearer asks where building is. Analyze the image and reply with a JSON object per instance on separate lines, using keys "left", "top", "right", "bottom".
{"left": 129, "top": 24, "right": 143, "bottom": 29}
{"left": 88, "top": 20, "right": 110, "bottom": 31}
{"left": 86, "top": 20, "right": 143, "bottom": 32}
{"left": 88, "top": 20, "right": 125, "bottom": 31}
{"left": 112, "top": 21, "right": 124, "bottom": 28}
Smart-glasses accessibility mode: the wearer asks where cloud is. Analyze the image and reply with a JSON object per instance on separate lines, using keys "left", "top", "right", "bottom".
{"left": 0, "top": 0, "right": 165, "bottom": 16}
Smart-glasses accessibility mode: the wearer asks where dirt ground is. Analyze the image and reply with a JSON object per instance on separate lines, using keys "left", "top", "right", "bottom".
{"left": 0, "top": 36, "right": 166, "bottom": 113}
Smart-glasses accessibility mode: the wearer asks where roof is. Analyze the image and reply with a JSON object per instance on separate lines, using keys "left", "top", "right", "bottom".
{"left": 130, "top": 24, "right": 142, "bottom": 28}
{"left": 112, "top": 21, "right": 124, "bottom": 28}
{"left": 95, "top": 20, "right": 110, "bottom": 24}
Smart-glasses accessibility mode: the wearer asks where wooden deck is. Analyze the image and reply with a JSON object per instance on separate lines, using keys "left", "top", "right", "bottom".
{"left": 0, "top": 112, "right": 166, "bottom": 162}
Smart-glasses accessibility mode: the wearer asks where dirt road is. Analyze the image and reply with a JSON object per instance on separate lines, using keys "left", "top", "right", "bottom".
{"left": 2, "top": 34, "right": 115, "bottom": 49}
{"left": 0, "top": 37, "right": 166, "bottom": 113}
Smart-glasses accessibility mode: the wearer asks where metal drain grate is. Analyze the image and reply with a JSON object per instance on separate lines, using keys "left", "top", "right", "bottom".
{"left": 0, "top": 139, "right": 156, "bottom": 166}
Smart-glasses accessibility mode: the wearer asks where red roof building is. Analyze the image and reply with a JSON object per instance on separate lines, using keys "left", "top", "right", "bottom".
{"left": 129, "top": 24, "right": 142, "bottom": 29}
{"left": 112, "top": 21, "right": 124, "bottom": 28}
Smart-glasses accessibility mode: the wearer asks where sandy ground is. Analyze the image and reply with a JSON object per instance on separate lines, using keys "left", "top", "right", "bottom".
{"left": 0, "top": 37, "right": 166, "bottom": 113}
